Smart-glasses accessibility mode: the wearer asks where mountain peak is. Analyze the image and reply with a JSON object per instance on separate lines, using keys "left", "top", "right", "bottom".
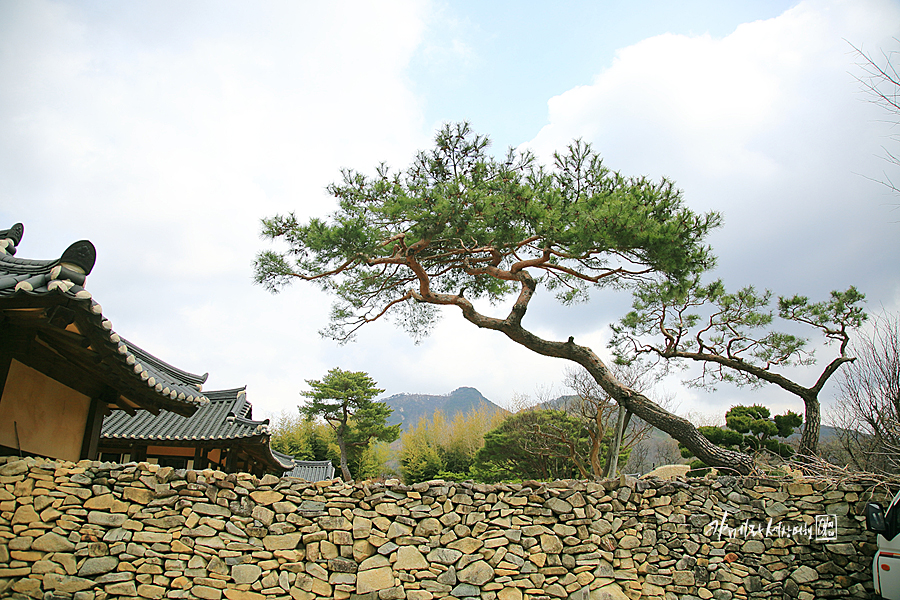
{"left": 380, "top": 387, "right": 503, "bottom": 429}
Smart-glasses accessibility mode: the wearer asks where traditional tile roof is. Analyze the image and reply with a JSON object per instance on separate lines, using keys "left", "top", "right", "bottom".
{"left": 281, "top": 458, "right": 336, "bottom": 481}
{"left": 0, "top": 223, "right": 207, "bottom": 416}
{"left": 101, "top": 386, "right": 294, "bottom": 471}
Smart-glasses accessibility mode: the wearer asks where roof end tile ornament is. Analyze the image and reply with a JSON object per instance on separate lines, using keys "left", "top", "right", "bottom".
{"left": 0, "top": 223, "right": 24, "bottom": 255}
{"left": 58, "top": 240, "right": 96, "bottom": 285}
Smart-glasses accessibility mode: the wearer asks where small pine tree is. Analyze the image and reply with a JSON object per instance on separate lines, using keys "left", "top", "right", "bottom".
{"left": 681, "top": 404, "right": 802, "bottom": 473}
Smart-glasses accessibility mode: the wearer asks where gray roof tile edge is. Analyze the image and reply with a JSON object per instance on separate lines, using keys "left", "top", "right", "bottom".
{"left": 0, "top": 223, "right": 207, "bottom": 412}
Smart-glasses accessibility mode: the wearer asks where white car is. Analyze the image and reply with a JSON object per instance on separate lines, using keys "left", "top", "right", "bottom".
{"left": 867, "top": 490, "right": 900, "bottom": 599}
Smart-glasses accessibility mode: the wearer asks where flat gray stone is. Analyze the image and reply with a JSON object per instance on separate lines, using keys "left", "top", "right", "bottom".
{"left": 232, "top": 564, "right": 261, "bottom": 584}
{"left": 78, "top": 556, "right": 119, "bottom": 577}
{"left": 32, "top": 532, "right": 76, "bottom": 552}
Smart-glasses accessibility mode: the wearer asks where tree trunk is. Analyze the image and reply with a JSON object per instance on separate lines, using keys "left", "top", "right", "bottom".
{"left": 336, "top": 435, "right": 352, "bottom": 482}
{"left": 603, "top": 408, "right": 630, "bottom": 478}
{"left": 447, "top": 275, "right": 758, "bottom": 475}
{"left": 497, "top": 323, "right": 756, "bottom": 474}
{"left": 798, "top": 392, "right": 820, "bottom": 458}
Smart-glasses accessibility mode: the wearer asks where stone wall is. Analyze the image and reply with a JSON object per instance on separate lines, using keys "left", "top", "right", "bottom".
{"left": 0, "top": 456, "right": 888, "bottom": 600}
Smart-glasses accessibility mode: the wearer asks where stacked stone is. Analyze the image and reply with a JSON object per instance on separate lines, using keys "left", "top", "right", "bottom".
{"left": 0, "top": 456, "right": 887, "bottom": 600}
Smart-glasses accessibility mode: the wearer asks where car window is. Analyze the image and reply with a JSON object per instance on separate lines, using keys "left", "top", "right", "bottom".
{"left": 885, "top": 491, "right": 900, "bottom": 541}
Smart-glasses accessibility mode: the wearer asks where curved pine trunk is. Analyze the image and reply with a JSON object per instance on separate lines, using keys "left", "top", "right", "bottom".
{"left": 447, "top": 276, "right": 758, "bottom": 476}
{"left": 498, "top": 325, "right": 757, "bottom": 475}
{"left": 337, "top": 436, "right": 352, "bottom": 482}
{"left": 798, "top": 393, "right": 820, "bottom": 458}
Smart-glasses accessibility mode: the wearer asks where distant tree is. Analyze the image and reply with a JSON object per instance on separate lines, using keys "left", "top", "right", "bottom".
{"left": 830, "top": 312, "right": 900, "bottom": 475}
{"left": 624, "top": 434, "right": 683, "bottom": 475}
{"left": 470, "top": 407, "right": 632, "bottom": 481}
{"left": 472, "top": 409, "right": 591, "bottom": 481}
{"left": 611, "top": 278, "right": 865, "bottom": 458}
{"left": 255, "top": 122, "right": 762, "bottom": 474}
{"left": 399, "top": 416, "right": 444, "bottom": 484}
{"left": 680, "top": 404, "right": 802, "bottom": 471}
{"left": 850, "top": 39, "right": 900, "bottom": 197}
{"left": 399, "top": 404, "right": 506, "bottom": 483}
{"left": 563, "top": 361, "right": 661, "bottom": 477}
{"left": 300, "top": 368, "right": 400, "bottom": 481}
{"left": 271, "top": 411, "right": 330, "bottom": 461}
{"left": 352, "top": 441, "right": 399, "bottom": 481}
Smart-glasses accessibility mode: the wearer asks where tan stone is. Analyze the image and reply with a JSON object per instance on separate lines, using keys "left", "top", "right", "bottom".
{"left": 414, "top": 517, "right": 442, "bottom": 537}
{"left": 123, "top": 487, "right": 155, "bottom": 505}
{"left": 353, "top": 516, "right": 373, "bottom": 538}
{"left": 592, "top": 583, "right": 630, "bottom": 600}
{"left": 387, "top": 521, "right": 412, "bottom": 539}
{"left": 618, "top": 536, "right": 640, "bottom": 550}
{"left": 250, "top": 490, "right": 283, "bottom": 505}
{"left": 320, "top": 516, "right": 351, "bottom": 530}
{"left": 251, "top": 505, "right": 275, "bottom": 526}
{"left": 353, "top": 539, "right": 376, "bottom": 562}
{"left": 448, "top": 537, "right": 483, "bottom": 554}
{"left": 33, "top": 494, "right": 54, "bottom": 511}
{"left": 395, "top": 546, "right": 428, "bottom": 570}
{"left": 32, "top": 532, "right": 75, "bottom": 552}
{"left": 357, "top": 566, "right": 395, "bottom": 593}
{"left": 44, "top": 573, "right": 95, "bottom": 593}
{"left": 360, "top": 555, "right": 391, "bottom": 571}
{"left": 540, "top": 534, "right": 563, "bottom": 554}
{"left": 12, "top": 577, "right": 41, "bottom": 594}
{"left": 133, "top": 532, "right": 172, "bottom": 544}
{"left": 259, "top": 473, "right": 280, "bottom": 486}
{"left": 289, "top": 589, "right": 314, "bottom": 600}
{"left": 53, "top": 552, "right": 78, "bottom": 575}
{"left": 0, "top": 460, "right": 28, "bottom": 476}
{"left": 263, "top": 533, "right": 302, "bottom": 551}
{"left": 321, "top": 540, "right": 339, "bottom": 559}
{"left": 0, "top": 567, "right": 31, "bottom": 577}
{"left": 458, "top": 560, "right": 494, "bottom": 586}
{"left": 791, "top": 565, "right": 818, "bottom": 584}
{"left": 427, "top": 547, "right": 463, "bottom": 565}
{"left": 224, "top": 590, "right": 266, "bottom": 600}
{"left": 333, "top": 530, "right": 353, "bottom": 545}
{"left": 137, "top": 583, "right": 167, "bottom": 599}
{"left": 529, "top": 552, "right": 547, "bottom": 567}
{"left": 12, "top": 504, "right": 40, "bottom": 524}
{"left": 787, "top": 483, "right": 814, "bottom": 496}
{"left": 84, "top": 494, "right": 129, "bottom": 512}
{"left": 32, "top": 560, "right": 62, "bottom": 574}
{"left": 40, "top": 507, "right": 63, "bottom": 522}
{"left": 193, "top": 585, "right": 224, "bottom": 599}
{"left": 375, "top": 503, "right": 405, "bottom": 516}
{"left": 232, "top": 564, "right": 262, "bottom": 584}
{"left": 106, "top": 581, "right": 138, "bottom": 596}
{"left": 311, "top": 578, "right": 332, "bottom": 597}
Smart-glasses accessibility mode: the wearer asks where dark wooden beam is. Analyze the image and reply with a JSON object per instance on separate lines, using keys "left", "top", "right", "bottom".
{"left": 80, "top": 389, "right": 113, "bottom": 461}
{"left": 225, "top": 448, "right": 236, "bottom": 472}
{"left": 0, "top": 349, "right": 12, "bottom": 399}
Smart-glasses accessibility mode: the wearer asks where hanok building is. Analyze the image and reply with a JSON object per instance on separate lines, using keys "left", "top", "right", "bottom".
{"left": 283, "top": 459, "right": 335, "bottom": 481}
{"left": 0, "top": 223, "right": 207, "bottom": 462}
{"left": 99, "top": 386, "right": 296, "bottom": 477}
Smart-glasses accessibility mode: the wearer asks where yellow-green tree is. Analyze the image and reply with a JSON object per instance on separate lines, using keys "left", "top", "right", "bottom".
{"left": 399, "top": 403, "right": 506, "bottom": 483}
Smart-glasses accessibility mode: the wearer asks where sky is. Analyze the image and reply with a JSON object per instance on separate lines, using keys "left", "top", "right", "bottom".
{"left": 1, "top": 0, "right": 899, "bottom": 426}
